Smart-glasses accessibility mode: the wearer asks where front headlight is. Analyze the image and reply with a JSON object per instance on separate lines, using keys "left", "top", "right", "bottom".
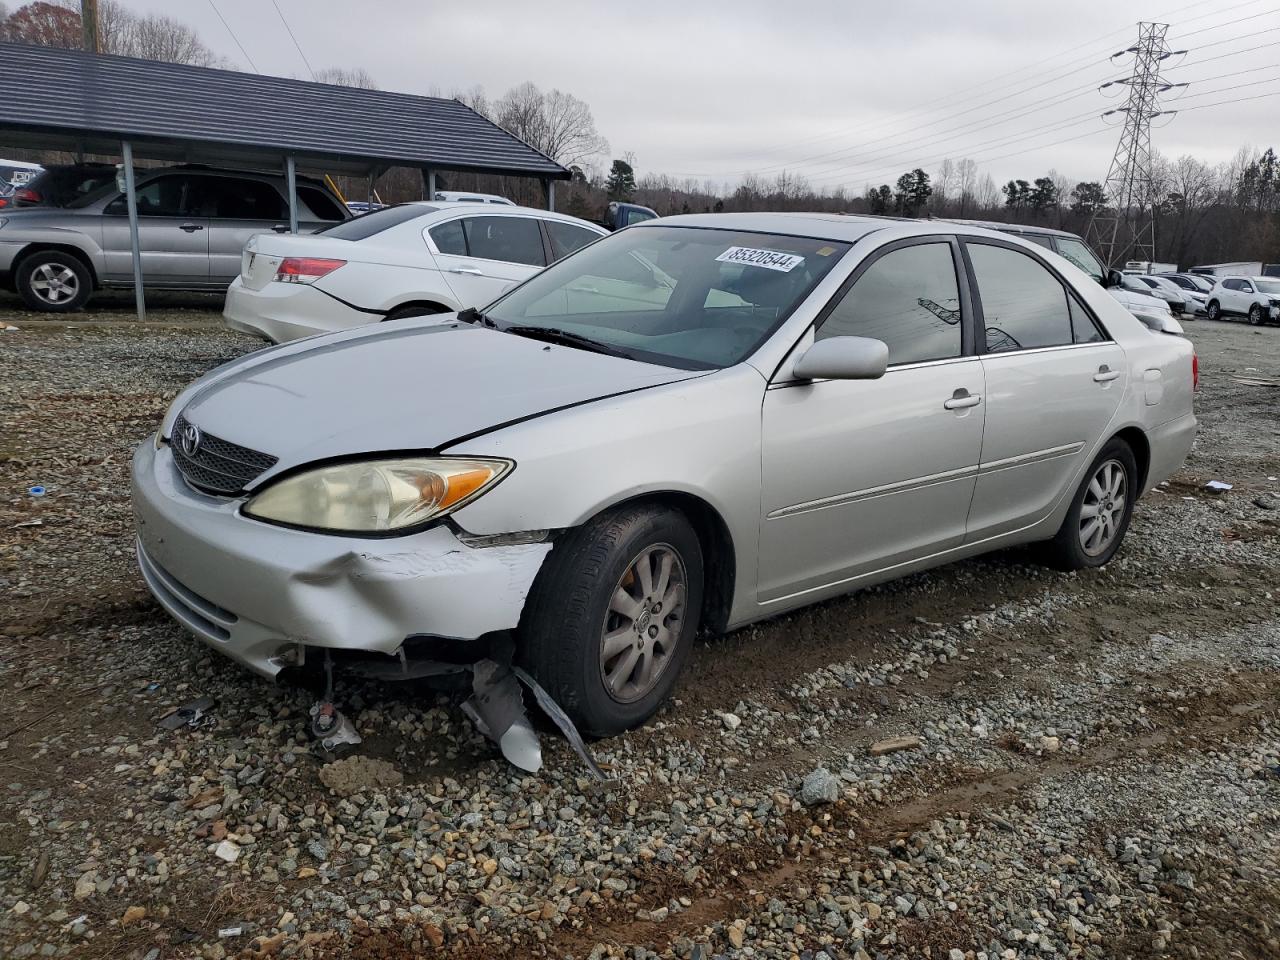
{"left": 243, "top": 457, "right": 512, "bottom": 533}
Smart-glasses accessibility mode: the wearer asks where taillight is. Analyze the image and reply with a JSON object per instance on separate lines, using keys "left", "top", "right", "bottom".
{"left": 14, "top": 187, "right": 39, "bottom": 205}
{"left": 275, "top": 257, "right": 346, "bottom": 284}
{"left": 0, "top": 197, "right": 7, "bottom": 209}
{"left": 1191, "top": 352, "right": 1199, "bottom": 391}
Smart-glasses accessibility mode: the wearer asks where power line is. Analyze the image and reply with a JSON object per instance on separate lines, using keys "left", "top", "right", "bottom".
{"left": 270, "top": 0, "right": 316, "bottom": 80}
{"left": 1165, "top": 38, "right": 1280, "bottom": 70}
{"left": 206, "top": 0, "right": 258, "bottom": 72}
{"left": 1171, "top": 88, "right": 1280, "bottom": 111}
{"left": 1166, "top": 5, "right": 1280, "bottom": 41}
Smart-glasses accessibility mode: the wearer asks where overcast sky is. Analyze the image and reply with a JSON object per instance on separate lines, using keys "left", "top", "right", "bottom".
{"left": 129, "top": 0, "right": 1277, "bottom": 192}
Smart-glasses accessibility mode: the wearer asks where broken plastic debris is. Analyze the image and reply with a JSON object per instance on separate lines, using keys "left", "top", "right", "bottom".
{"left": 2, "top": 325, "right": 17, "bottom": 333}
{"left": 309, "top": 701, "right": 362, "bottom": 754}
{"left": 27, "top": 485, "right": 45, "bottom": 497}
{"left": 13, "top": 519, "right": 42, "bottom": 529}
{"left": 1204, "top": 480, "right": 1233, "bottom": 493}
{"left": 217, "top": 924, "right": 244, "bottom": 938}
{"left": 158, "top": 696, "right": 218, "bottom": 730}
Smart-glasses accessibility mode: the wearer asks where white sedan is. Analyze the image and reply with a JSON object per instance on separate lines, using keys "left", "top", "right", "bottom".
{"left": 223, "top": 203, "right": 607, "bottom": 343}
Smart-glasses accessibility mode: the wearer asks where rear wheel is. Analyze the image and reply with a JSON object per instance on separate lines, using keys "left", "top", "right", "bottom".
{"left": 518, "top": 504, "right": 704, "bottom": 737}
{"left": 16, "top": 251, "right": 91, "bottom": 312}
{"left": 1041, "top": 439, "right": 1137, "bottom": 571}
{"left": 1248, "top": 304, "right": 1263, "bottom": 326}
{"left": 1206, "top": 299, "right": 1221, "bottom": 321}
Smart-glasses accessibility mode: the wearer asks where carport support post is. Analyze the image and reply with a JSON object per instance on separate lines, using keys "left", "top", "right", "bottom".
{"left": 120, "top": 140, "right": 145, "bottom": 322}
{"left": 285, "top": 155, "right": 299, "bottom": 234}
{"left": 424, "top": 168, "right": 437, "bottom": 200}
{"left": 544, "top": 178, "right": 556, "bottom": 212}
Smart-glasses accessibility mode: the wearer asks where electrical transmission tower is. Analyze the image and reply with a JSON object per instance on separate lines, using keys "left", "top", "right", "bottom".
{"left": 1086, "top": 22, "right": 1181, "bottom": 267}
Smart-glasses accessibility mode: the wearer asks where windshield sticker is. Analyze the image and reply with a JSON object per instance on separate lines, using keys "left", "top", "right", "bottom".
{"left": 815, "top": 246, "right": 837, "bottom": 256}
{"left": 716, "top": 246, "right": 805, "bottom": 272}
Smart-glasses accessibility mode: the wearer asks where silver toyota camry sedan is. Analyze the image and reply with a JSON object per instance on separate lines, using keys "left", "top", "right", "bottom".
{"left": 133, "top": 213, "right": 1196, "bottom": 738}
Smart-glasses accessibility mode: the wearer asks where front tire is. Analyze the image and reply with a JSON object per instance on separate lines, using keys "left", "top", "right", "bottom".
{"left": 1248, "top": 304, "right": 1263, "bottom": 326}
{"left": 1206, "top": 300, "right": 1221, "bottom": 321}
{"left": 1041, "top": 439, "right": 1137, "bottom": 571}
{"left": 16, "top": 251, "right": 92, "bottom": 312}
{"left": 518, "top": 504, "right": 704, "bottom": 737}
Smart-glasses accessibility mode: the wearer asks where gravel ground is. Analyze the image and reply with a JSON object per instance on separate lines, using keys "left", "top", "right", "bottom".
{"left": 1, "top": 310, "right": 1278, "bottom": 960}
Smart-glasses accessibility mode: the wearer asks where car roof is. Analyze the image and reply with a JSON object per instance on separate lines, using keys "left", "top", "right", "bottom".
{"left": 376, "top": 200, "right": 606, "bottom": 232}
{"left": 935, "top": 217, "right": 1080, "bottom": 239}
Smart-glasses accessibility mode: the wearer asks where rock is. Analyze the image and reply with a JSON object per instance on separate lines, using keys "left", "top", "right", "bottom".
{"left": 1040, "top": 736, "right": 1061, "bottom": 753}
{"left": 317, "top": 755, "right": 402, "bottom": 797}
{"left": 720, "top": 712, "right": 742, "bottom": 731}
{"left": 800, "top": 766, "right": 840, "bottom": 805}
{"left": 870, "top": 735, "right": 922, "bottom": 756}
{"left": 73, "top": 873, "right": 96, "bottom": 900}
{"left": 214, "top": 840, "right": 241, "bottom": 863}
{"left": 1253, "top": 495, "right": 1277, "bottom": 510}
{"left": 306, "top": 840, "right": 329, "bottom": 862}
{"left": 11, "top": 901, "right": 30, "bottom": 915}
{"left": 727, "top": 923, "right": 746, "bottom": 948}
{"left": 121, "top": 905, "right": 147, "bottom": 926}
{"left": 423, "top": 924, "right": 444, "bottom": 948}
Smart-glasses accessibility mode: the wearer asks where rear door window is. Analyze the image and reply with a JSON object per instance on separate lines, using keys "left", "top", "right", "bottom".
{"left": 198, "top": 177, "right": 287, "bottom": 220}
{"left": 462, "top": 216, "right": 546, "bottom": 266}
{"left": 967, "top": 242, "right": 1073, "bottom": 353}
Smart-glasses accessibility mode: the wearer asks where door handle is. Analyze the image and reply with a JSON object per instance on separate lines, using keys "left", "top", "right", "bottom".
{"left": 179, "top": 222, "right": 204, "bottom": 233}
{"left": 449, "top": 266, "right": 483, "bottom": 275}
{"left": 271, "top": 224, "right": 290, "bottom": 233}
{"left": 943, "top": 389, "right": 982, "bottom": 410}
{"left": 1094, "top": 365, "right": 1120, "bottom": 383}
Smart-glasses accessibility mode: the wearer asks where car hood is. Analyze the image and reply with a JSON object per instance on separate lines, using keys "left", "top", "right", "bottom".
{"left": 177, "top": 320, "right": 703, "bottom": 481}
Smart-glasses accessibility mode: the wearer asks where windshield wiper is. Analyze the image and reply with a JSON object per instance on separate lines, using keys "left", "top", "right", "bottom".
{"left": 502, "top": 325, "right": 631, "bottom": 359}
{"left": 457, "top": 306, "right": 498, "bottom": 328}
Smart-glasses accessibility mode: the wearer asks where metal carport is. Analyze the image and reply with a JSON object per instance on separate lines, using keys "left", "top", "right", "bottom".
{"left": 0, "top": 41, "right": 570, "bottom": 319}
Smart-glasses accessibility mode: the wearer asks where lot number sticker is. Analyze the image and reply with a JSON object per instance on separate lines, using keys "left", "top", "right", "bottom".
{"left": 716, "top": 246, "right": 805, "bottom": 272}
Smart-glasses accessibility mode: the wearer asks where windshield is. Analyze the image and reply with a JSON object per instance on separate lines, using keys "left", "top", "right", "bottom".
{"left": 1256, "top": 279, "right": 1280, "bottom": 296}
{"left": 485, "top": 226, "right": 850, "bottom": 369}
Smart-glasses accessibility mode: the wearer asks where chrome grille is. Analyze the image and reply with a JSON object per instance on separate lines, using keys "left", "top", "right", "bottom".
{"left": 170, "top": 413, "right": 278, "bottom": 495}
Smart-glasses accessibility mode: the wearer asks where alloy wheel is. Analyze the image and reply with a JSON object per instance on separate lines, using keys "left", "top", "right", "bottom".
{"left": 30, "top": 262, "right": 80, "bottom": 306}
{"left": 1249, "top": 305, "right": 1262, "bottom": 326}
{"left": 1079, "top": 459, "right": 1127, "bottom": 557}
{"left": 600, "top": 544, "right": 687, "bottom": 703}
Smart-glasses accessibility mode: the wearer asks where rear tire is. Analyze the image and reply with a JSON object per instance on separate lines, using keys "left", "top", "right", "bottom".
{"left": 518, "top": 504, "right": 704, "bottom": 737}
{"left": 1041, "top": 439, "right": 1137, "bottom": 571}
{"left": 15, "top": 251, "right": 91, "bottom": 312}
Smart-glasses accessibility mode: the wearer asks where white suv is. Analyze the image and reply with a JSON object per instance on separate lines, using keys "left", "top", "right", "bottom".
{"left": 1205, "top": 277, "right": 1280, "bottom": 325}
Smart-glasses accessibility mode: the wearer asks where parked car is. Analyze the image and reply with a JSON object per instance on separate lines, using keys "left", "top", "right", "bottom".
{"left": 0, "top": 165, "right": 349, "bottom": 312}
{"left": 1119, "top": 274, "right": 1189, "bottom": 316}
{"left": 1205, "top": 276, "right": 1280, "bottom": 324}
{"left": 344, "top": 201, "right": 385, "bottom": 215}
{"left": 1140, "top": 274, "right": 1208, "bottom": 315}
{"left": 223, "top": 202, "right": 608, "bottom": 343}
{"left": 605, "top": 201, "right": 658, "bottom": 230}
{"left": 940, "top": 220, "right": 1183, "bottom": 333}
{"left": 135, "top": 214, "right": 1196, "bottom": 737}
{"left": 10, "top": 163, "right": 117, "bottom": 209}
{"left": 0, "top": 158, "right": 43, "bottom": 188}
{"left": 1156, "top": 272, "right": 1215, "bottom": 299}
{"left": 434, "top": 191, "right": 514, "bottom": 205}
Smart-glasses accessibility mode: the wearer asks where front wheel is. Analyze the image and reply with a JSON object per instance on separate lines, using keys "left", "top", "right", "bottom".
{"left": 1248, "top": 304, "right": 1263, "bottom": 326}
{"left": 1205, "top": 300, "right": 1220, "bottom": 321}
{"left": 518, "top": 504, "right": 704, "bottom": 737}
{"left": 1041, "top": 440, "right": 1137, "bottom": 571}
{"left": 16, "top": 251, "right": 92, "bottom": 312}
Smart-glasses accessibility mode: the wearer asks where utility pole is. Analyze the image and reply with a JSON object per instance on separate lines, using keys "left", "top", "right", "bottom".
{"left": 81, "top": 0, "right": 100, "bottom": 54}
{"left": 1085, "top": 22, "right": 1182, "bottom": 268}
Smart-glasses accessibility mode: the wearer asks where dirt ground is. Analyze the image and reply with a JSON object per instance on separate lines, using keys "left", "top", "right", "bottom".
{"left": 0, "top": 303, "right": 1277, "bottom": 960}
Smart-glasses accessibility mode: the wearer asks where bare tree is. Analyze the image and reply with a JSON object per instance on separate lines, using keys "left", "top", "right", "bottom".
{"left": 451, "top": 84, "right": 490, "bottom": 118}
{"left": 935, "top": 158, "right": 956, "bottom": 211}
{"left": 113, "top": 10, "right": 223, "bottom": 66}
{"left": 494, "top": 82, "right": 608, "bottom": 168}
{"left": 314, "top": 66, "right": 378, "bottom": 89}
{"left": 956, "top": 158, "right": 978, "bottom": 216}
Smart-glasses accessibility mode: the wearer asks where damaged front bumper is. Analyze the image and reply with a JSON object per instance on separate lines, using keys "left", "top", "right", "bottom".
{"left": 131, "top": 440, "right": 552, "bottom": 678}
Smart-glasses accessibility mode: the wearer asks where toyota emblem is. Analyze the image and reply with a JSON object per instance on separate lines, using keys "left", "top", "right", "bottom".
{"left": 180, "top": 422, "right": 202, "bottom": 458}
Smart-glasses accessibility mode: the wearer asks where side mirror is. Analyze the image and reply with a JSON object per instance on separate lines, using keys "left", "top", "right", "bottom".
{"left": 792, "top": 336, "right": 889, "bottom": 381}
{"left": 1103, "top": 269, "right": 1125, "bottom": 289}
